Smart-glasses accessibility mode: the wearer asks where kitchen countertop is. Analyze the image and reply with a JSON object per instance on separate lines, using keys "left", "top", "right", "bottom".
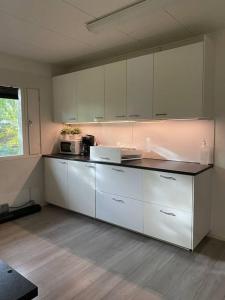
{"left": 43, "top": 154, "right": 213, "bottom": 175}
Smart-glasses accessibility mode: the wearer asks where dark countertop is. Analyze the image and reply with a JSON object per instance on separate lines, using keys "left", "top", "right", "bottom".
{"left": 43, "top": 154, "right": 213, "bottom": 175}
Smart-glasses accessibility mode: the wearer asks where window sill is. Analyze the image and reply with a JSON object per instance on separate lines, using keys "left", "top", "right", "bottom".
{"left": 0, "top": 154, "right": 42, "bottom": 162}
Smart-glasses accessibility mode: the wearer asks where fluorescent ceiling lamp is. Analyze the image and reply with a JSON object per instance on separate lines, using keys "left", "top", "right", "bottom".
{"left": 86, "top": 0, "right": 150, "bottom": 33}
{"left": 86, "top": 0, "right": 175, "bottom": 33}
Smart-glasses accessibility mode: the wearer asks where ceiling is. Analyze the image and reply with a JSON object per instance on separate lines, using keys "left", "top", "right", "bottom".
{"left": 0, "top": 0, "right": 224, "bottom": 67}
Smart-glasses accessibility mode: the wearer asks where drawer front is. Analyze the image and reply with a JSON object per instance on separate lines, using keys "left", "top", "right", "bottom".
{"left": 90, "top": 147, "right": 121, "bottom": 163}
{"left": 96, "top": 164, "right": 142, "bottom": 200}
{"left": 143, "top": 170, "right": 193, "bottom": 211}
{"left": 96, "top": 191, "right": 143, "bottom": 233}
{"left": 144, "top": 202, "right": 192, "bottom": 249}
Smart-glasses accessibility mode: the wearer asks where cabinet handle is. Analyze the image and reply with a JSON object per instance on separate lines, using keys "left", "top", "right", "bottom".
{"left": 128, "top": 114, "right": 140, "bottom": 117}
{"left": 155, "top": 113, "right": 167, "bottom": 116}
{"left": 160, "top": 175, "right": 176, "bottom": 181}
{"left": 68, "top": 117, "right": 76, "bottom": 120}
{"left": 59, "top": 161, "right": 66, "bottom": 165}
{"left": 86, "top": 165, "right": 95, "bottom": 169}
{"left": 115, "top": 115, "right": 126, "bottom": 118}
{"left": 100, "top": 156, "right": 111, "bottom": 161}
{"left": 112, "top": 197, "right": 125, "bottom": 204}
{"left": 160, "top": 210, "right": 176, "bottom": 217}
{"left": 112, "top": 168, "right": 124, "bottom": 173}
{"left": 94, "top": 116, "right": 104, "bottom": 119}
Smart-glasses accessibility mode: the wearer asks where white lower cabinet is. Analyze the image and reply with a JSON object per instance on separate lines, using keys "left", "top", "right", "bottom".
{"left": 144, "top": 202, "right": 192, "bottom": 249}
{"left": 45, "top": 157, "right": 211, "bottom": 250}
{"left": 45, "top": 158, "right": 68, "bottom": 209}
{"left": 68, "top": 161, "right": 95, "bottom": 217}
{"left": 96, "top": 191, "right": 143, "bottom": 233}
{"left": 45, "top": 158, "right": 96, "bottom": 217}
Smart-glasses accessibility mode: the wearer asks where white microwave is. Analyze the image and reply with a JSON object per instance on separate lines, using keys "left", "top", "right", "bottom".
{"left": 59, "top": 140, "right": 81, "bottom": 155}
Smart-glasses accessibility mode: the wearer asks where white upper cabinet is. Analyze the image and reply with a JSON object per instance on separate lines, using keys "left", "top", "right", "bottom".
{"left": 153, "top": 41, "right": 209, "bottom": 119}
{"left": 127, "top": 53, "right": 153, "bottom": 119}
{"left": 53, "top": 72, "right": 77, "bottom": 123}
{"left": 104, "top": 60, "right": 127, "bottom": 120}
{"left": 52, "top": 37, "right": 213, "bottom": 122}
{"left": 77, "top": 66, "right": 105, "bottom": 122}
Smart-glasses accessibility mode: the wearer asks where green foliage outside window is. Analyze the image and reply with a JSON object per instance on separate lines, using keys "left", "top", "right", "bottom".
{"left": 0, "top": 98, "right": 23, "bottom": 157}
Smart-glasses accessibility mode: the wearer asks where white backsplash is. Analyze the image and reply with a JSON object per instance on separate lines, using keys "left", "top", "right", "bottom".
{"left": 75, "top": 120, "right": 214, "bottom": 163}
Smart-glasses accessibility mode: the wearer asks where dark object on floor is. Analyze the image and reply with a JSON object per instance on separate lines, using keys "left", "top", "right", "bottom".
{"left": 0, "top": 260, "right": 38, "bottom": 299}
{"left": 0, "top": 203, "right": 41, "bottom": 224}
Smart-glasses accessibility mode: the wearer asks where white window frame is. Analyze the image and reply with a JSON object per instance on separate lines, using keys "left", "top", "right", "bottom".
{"left": 0, "top": 86, "right": 41, "bottom": 162}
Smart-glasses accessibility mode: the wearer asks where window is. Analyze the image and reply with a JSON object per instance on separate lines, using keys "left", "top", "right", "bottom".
{"left": 0, "top": 86, "right": 23, "bottom": 157}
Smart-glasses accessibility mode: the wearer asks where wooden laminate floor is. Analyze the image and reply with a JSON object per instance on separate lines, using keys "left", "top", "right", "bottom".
{"left": 0, "top": 205, "right": 225, "bottom": 300}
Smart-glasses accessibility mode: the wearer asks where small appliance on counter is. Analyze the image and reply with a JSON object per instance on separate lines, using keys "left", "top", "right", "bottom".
{"left": 90, "top": 146, "right": 142, "bottom": 163}
{"left": 81, "top": 135, "right": 95, "bottom": 156}
{"left": 59, "top": 139, "right": 81, "bottom": 155}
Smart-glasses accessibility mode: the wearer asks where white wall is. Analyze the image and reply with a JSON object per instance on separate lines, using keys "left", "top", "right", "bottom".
{"left": 210, "top": 30, "right": 225, "bottom": 240}
{"left": 0, "top": 52, "right": 60, "bottom": 206}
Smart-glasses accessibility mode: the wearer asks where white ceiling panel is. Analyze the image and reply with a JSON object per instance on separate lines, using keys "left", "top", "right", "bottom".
{"left": 0, "top": 0, "right": 224, "bottom": 65}
{"left": 165, "top": 0, "right": 225, "bottom": 34}
{"left": 0, "top": 0, "right": 91, "bottom": 44}
{"left": 116, "top": 8, "right": 190, "bottom": 39}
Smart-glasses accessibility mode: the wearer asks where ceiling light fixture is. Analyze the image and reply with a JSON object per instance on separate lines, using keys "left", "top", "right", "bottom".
{"left": 86, "top": 0, "right": 150, "bottom": 33}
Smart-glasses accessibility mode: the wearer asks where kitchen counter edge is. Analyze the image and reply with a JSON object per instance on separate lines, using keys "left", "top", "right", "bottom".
{"left": 42, "top": 154, "right": 213, "bottom": 176}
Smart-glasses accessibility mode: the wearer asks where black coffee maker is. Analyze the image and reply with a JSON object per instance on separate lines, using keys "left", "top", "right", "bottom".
{"left": 81, "top": 135, "right": 95, "bottom": 156}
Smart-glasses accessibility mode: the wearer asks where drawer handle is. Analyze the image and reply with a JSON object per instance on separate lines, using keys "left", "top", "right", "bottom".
{"left": 86, "top": 165, "right": 95, "bottom": 169}
{"left": 112, "top": 197, "right": 125, "bottom": 204}
{"left": 94, "top": 116, "right": 104, "bottom": 119}
{"left": 160, "top": 210, "right": 176, "bottom": 217}
{"left": 115, "top": 115, "right": 126, "bottom": 118}
{"left": 112, "top": 168, "right": 124, "bottom": 173}
{"left": 59, "top": 161, "right": 66, "bottom": 165}
{"left": 160, "top": 175, "right": 176, "bottom": 181}
{"left": 155, "top": 113, "right": 167, "bottom": 116}
{"left": 100, "top": 156, "right": 111, "bottom": 160}
{"left": 68, "top": 117, "right": 76, "bottom": 120}
{"left": 128, "top": 114, "right": 140, "bottom": 117}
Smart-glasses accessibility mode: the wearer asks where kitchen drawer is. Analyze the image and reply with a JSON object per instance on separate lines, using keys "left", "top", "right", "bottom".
{"left": 96, "top": 191, "right": 143, "bottom": 233}
{"left": 144, "top": 202, "right": 192, "bottom": 249}
{"left": 143, "top": 170, "right": 193, "bottom": 212}
{"left": 96, "top": 164, "right": 142, "bottom": 200}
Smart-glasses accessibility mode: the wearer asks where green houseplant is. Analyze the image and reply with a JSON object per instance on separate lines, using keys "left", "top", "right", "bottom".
{"left": 60, "top": 127, "right": 81, "bottom": 140}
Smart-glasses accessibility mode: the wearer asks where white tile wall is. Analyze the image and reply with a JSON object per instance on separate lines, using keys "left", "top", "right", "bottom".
{"left": 72, "top": 120, "right": 214, "bottom": 163}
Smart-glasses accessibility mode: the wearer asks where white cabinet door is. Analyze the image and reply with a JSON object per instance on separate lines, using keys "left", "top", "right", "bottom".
{"left": 77, "top": 66, "right": 105, "bottom": 122}
{"left": 143, "top": 170, "right": 193, "bottom": 212}
{"left": 96, "top": 164, "right": 142, "bottom": 200}
{"left": 105, "top": 60, "right": 127, "bottom": 120}
{"left": 53, "top": 72, "right": 78, "bottom": 123}
{"left": 68, "top": 161, "right": 95, "bottom": 217}
{"left": 153, "top": 42, "right": 204, "bottom": 119}
{"left": 144, "top": 202, "right": 192, "bottom": 249}
{"left": 45, "top": 158, "right": 68, "bottom": 208}
{"left": 96, "top": 191, "right": 143, "bottom": 233}
{"left": 127, "top": 54, "right": 153, "bottom": 119}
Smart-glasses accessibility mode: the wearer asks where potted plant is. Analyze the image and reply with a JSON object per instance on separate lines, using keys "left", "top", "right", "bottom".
{"left": 70, "top": 127, "right": 81, "bottom": 140}
{"left": 60, "top": 127, "right": 71, "bottom": 140}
